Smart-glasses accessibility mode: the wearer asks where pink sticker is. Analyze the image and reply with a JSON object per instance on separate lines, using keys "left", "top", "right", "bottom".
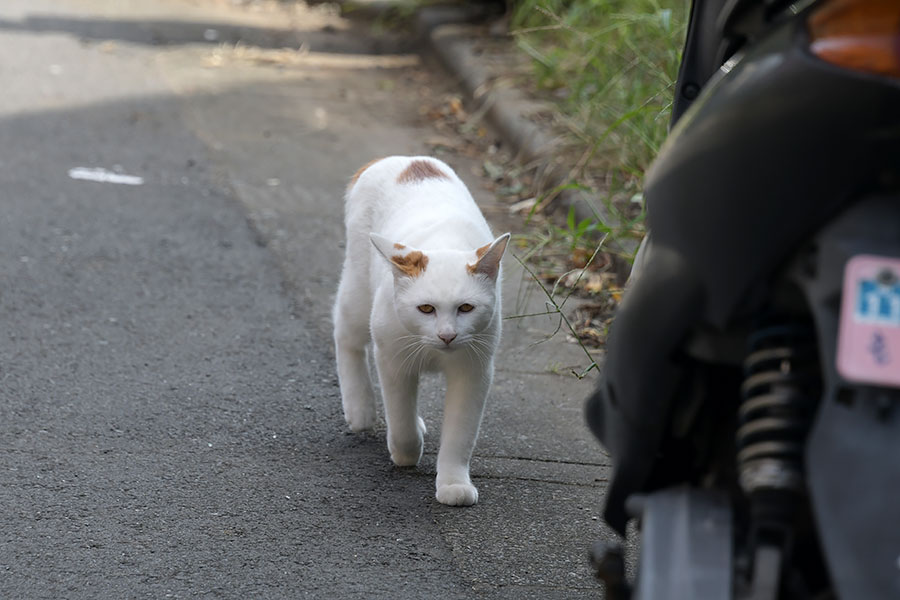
{"left": 836, "top": 255, "right": 900, "bottom": 388}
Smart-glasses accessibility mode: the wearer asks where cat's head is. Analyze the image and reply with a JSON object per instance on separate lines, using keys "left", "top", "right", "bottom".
{"left": 370, "top": 232, "right": 510, "bottom": 352}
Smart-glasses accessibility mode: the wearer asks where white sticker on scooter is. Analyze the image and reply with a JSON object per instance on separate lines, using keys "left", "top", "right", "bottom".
{"left": 836, "top": 255, "right": 900, "bottom": 387}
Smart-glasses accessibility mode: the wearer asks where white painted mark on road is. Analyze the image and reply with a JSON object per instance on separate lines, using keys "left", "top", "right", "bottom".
{"left": 68, "top": 167, "right": 144, "bottom": 186}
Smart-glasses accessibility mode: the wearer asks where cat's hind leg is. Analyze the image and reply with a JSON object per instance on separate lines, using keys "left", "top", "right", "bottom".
{"left": 333, "top": 279, "right": 377, "bottom": 432}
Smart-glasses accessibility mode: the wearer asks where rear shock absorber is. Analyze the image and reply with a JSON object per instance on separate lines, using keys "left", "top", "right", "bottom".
{"left": 736, "top": 322, "right": 821, "bottom": 590}
{"left": 738, "top": 323, "right": 819, "bottom": 496}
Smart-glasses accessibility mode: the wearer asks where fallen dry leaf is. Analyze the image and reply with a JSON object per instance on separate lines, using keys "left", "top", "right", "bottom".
{"left": 509, "top": 197, "right": 537, "bottom": 214}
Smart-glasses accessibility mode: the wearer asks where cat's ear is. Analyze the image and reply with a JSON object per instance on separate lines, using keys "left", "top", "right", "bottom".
{"left": 370, "top": 233, "right": 429, "bottom": 278}
{"left": 467, "top": 233, "right": 510, "bottom": 281}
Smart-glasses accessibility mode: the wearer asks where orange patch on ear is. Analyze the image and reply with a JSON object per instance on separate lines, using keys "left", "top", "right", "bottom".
{"left": 348, "top": 157, "right": 386, "bottom": 188}
{"left": 393, "top": 243, "right": 406, "bottom": 250}
{"left": 396, "top": 159, "right": 450, "bottom": 185}
{"left": 391, "top": 251, "right": 429, "bottom": 278}
{"left": 467, "top": 243, "right": 491, "bottom": 274}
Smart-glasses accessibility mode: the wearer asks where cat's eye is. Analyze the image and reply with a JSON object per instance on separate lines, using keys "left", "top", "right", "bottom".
{"left": 417, "top": 304, "right": 435, "bottom": 314}
{"left": 458, "top": 303, "right": 475, "bottom": 313}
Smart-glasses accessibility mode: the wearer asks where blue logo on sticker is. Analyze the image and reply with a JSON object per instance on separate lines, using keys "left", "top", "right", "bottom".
{"left": 856, "top": 280, "right": 900, "bottom": 325}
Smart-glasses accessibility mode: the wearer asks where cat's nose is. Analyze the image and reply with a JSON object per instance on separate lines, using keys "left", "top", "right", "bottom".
{"left": 438, "top": 333, "right": 457, "bottom": 346}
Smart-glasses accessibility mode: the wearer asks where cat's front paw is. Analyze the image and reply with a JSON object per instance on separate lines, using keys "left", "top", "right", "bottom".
{"left": 436, "top": 483, "right": 478, "bottom": 506}
{"left": 343, "top": 404, "right": 376, "bottom": 432}
{"left": 387, "top": 417, "right": 426, "bottom": 466}
{"left": 388, "top": 436, "right": 423, "bottom": 467}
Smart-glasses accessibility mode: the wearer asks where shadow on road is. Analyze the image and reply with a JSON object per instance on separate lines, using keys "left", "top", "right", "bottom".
{"left": 0, "top": 14, "right": 413, "bottom": 54}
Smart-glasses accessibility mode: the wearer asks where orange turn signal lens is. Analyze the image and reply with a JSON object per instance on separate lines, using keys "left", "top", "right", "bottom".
{"left": 808, "top": 0, "right": 900, "bottom": 78}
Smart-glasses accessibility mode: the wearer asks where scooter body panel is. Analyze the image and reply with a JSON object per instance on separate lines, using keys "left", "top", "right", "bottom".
{"left": 587, "top": 7, "right": 900, "bottom": 534}
{"left": 790, "top": 196, "right": 900, "bottom": 598}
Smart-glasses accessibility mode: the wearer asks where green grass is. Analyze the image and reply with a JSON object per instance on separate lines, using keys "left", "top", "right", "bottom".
{"left": 510, "top": 0, "right": 687, "bottom": 247}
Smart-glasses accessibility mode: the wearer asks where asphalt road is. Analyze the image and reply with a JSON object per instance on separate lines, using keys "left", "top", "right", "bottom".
{"left": 0, "top": 1, "right": 613, "bottom": 597}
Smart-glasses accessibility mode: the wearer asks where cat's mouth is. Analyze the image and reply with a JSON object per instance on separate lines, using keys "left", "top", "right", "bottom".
{"left": 431, "top": 339, "right": 464, "bottom": 352}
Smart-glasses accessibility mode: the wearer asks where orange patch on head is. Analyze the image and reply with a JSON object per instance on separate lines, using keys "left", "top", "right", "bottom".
{"left": 467, "top": 243, "right": 491, "bottom": 274}
{"left": 349, "top": 157, "right": 386, "bottom": 188}
{"left": 393, "top": 243, "right": 406, "bottom": 250}
{"left": 396, "top": 159, "right": 450, "bottom": 185}
{"left": 391, "top": 251, "right": 429, "bottom": 278}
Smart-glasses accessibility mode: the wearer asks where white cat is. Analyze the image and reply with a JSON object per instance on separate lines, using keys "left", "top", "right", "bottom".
{"left": 333, "top": 156, "right": 509, "bottom": 506}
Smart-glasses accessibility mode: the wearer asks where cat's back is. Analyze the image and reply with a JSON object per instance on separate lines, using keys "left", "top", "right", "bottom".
{"left": 348, "top": 155, "right": 462, "bottom": 196}
{"left": 345, "top": 156, "right": 478, "bottom": 225}
{"left": 345, "top": 155, "right": 497, "bottom": 257}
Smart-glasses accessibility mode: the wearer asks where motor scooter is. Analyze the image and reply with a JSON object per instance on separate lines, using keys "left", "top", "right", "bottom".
{"left": 585, "top": 0, "right": 900, "bottom": 598}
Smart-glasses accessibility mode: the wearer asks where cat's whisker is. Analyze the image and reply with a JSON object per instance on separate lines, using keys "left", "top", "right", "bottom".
{"left": 462, "top": 336, "right": 484, "bottom": 362}
{"left": 392, "top": 335, "right": 422, "bottom": 357}
{"left": 469, "top": 340, "right": 492, "bottom": 364}
{"left": 392, "top": 338, "right": 418, "bottom": 361}
{"left": 397, "top": 342, "right": 424, "bottom": 373}
{"left": 464, "top": 345, "right": 482, "bottom": 364}
{"left": 414, "top": 345, "right": 428, "bottom": 373}
{"left": 397, "top": 335, "right": 434, "bottom": 374}
{"left": 469, "top": 335, "right": 497, "bottom": 364}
